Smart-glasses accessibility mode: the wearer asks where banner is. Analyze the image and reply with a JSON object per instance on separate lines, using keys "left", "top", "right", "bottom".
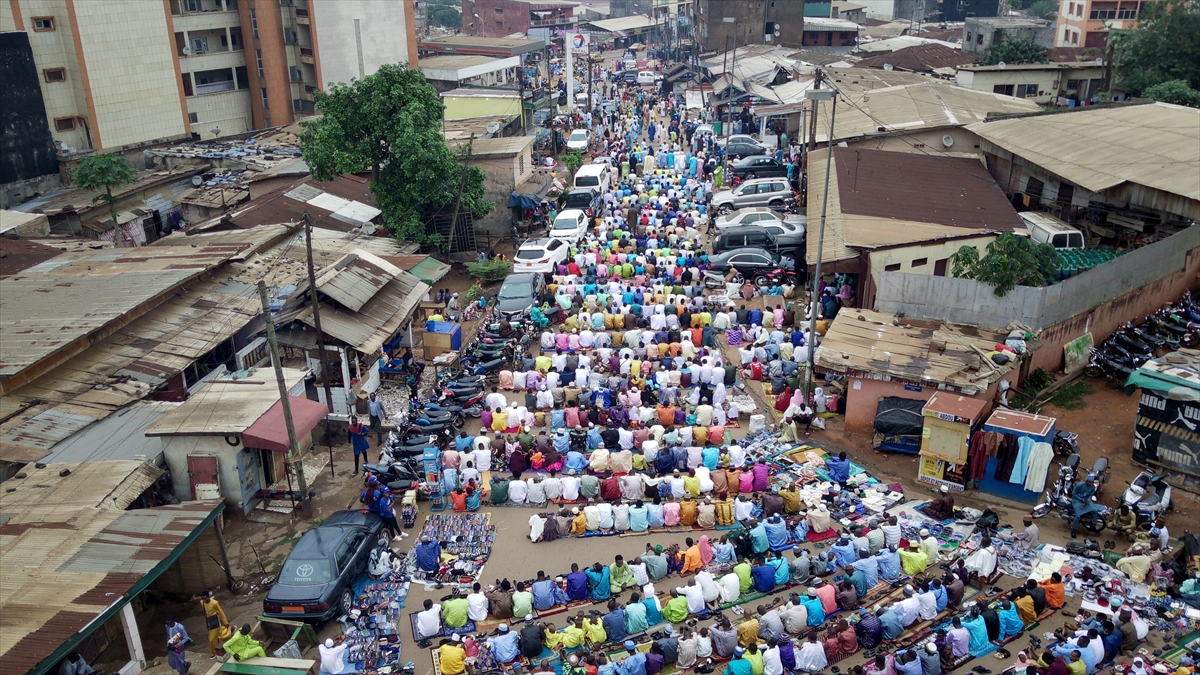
{"left": 1132, "top": 390, "right": 1200, "bottom": 476}
{"left": 568, "top": 31, "right": 589, "bottom": 52}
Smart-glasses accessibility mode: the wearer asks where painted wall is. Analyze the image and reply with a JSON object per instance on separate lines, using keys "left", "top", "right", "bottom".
{"left": 840, "top": 371, "right": 1015, "bottom": 433}
{"left": 0, "top": 31, "right": 58, "bottom": 183}
{"left": 443, "top": 94, "right": 521, "bottom": 120}
{"left": 14, "top": 0, "right": 93, "bottom": 150}
{"left": 311, "top": 0, "right": 417, "bottom": 85}
{"left": 869, "top": 235, "right": 997, "bottom": 279}
{"left": 956, "top": 66, "right": 1104, "bottom": 104}
{"left": 186, "top": 89, "right": 253, "bottom": 138}
{"left": 72, "top": 0, "right": 189, "bottom": 148}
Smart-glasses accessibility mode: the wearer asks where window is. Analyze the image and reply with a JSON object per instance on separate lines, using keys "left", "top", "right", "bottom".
{"left": 188, "top": 112, "right": 199, "bottom": 123}
{"left": 260, "top": 87, "right": 269, "bottom": 109}
{"left": 255, "top": 49, "right": 264, "bottom": 78}
{"left": 965, "top": 31, "right": 972, "bottom": 41}
{"left": 1071, "top": 31, "right": 1078, "bottom": 43}
{"left": 1068, "top": 2, "right": 1075, "bottom": 13}
{"left": 911, "top": 258, "right": 928, "bottom": 267}
{"left": 518, "top": 153, "right": 525, "bottom": 174}
{"left": 976, "top": 33, "right": 983, "bottom": 43}
{"left": 495, "top": 6, "right": 503, "bottom": 12}
{"left": 334, "top": 532, "right": 365, "bottom": 573}
{"left": 54, "top": 117, "right": 76, "bottom": 131}
{"left": 1077, "top": 3, "right": 1083, "bottom": 14}
{"left": 1064, "top": 27, "right": 1071, "bottom": 41}
{"left": 1090, "top": 7, "right": 1116, "bottom": 18}
{"left": 250, "top": 8, "right": 259, "bottom": 37}
{"left": 993, "top": 84, "right": 1015, "bottom": 95}
{"left": 1117, "top": 6, "right": 1137, "bottom": 18}
{"left": 1016, "top": 83, "right": 1037, "bottom": 98}
{"left": 884, "top": 263, "right": 902, "bottom": 271}
{"left": 43, "top": 68, "right": 66, "bottom": 83}
{"left": 1066, "top": 78, "right": 1080, "bottom": 91}
{"left": 33, "top": 16, "right": 55, "bottom": 31}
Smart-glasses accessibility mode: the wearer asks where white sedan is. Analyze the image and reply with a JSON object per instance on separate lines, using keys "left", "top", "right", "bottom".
{"left": 565, "top": 129, "right": 590, "bottom": 151}
{"left": 714, "top": 206, "right": 807, "bottom": 231}
{"left": 513, "top": 237, "right": 570, "bottom": 274}
{"left": 550, "top": 208, "right": 589, "bottom": 245}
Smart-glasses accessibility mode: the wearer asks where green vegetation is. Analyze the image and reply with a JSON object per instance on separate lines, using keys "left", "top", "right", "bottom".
{"left": 562, "top": 151, "right": 585, "bottom": 185}
{"left": 300, "top": 64, "right": 492, "bottom": 249}
{"left": 1048, "top": 380, "right": 1093, "bottom": 410}
{"left": 950, "top": 233, "right": 1062, "bottom": 296}
{"left": 72, "top": 153, "right": 138, "bottom": 226}
{"left": 1112, "top": 0, "right": 1200, "bottom": 96}
{"left": 1026, "top": 0, "right": 1059, "bottom": 20}
{"left": 427, "top": 0, "right": 462, "bottom": 28}
{"left": 981, "top": 36, "right": 1049, "bottom": 65}
{"left": 1142, "top": 79, "right": 1200, "bottom": 107}
{"left": 466, "top": 258, "right": 513, "bottom": 283}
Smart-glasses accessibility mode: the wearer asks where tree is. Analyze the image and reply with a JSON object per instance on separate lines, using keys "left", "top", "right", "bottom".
{"left": 948, "top": 233, "right": 1062, "bottom": 296}
{"left": 1112, "top": 0, "right": 1200, "bottom": 95}
{"left": 300, "top": 64, "right": 491, "bottom": 248}
{"left": 1143, "top": 79, "right": 1200, "bottom": 107}
{"left": 428, "top": 4, "right": 461, "bottom": 28}
{"left": 72, "top": 153, "right": 138, "bottom": 226}
{"left": 1026, "top": 0, "right": 1058, "bottom": 20}
{"left": 561, "top": 151, "right": 584, "bottom": 185}
{"left": 981, "top": 36, "right": 1050, "bottom": 66}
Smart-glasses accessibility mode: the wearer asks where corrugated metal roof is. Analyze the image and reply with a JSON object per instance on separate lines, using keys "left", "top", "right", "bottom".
{"left": 854, "top": 43, "right": 977, "bottom": 72}
{"left": 966, "top": 102, "right": 1200, "bottom": 202}
{"left": 38, "top": 402, "right": 176, "bottom": 464}
{"left": 145, "top": 368, "right": 307, "bottom": 436}
{"left": 297, "top": 271, "right": 429, "bottom": 355}
{"left": 815, "top": 308, "right": 1021, "bottom": 392}
{"left": 315, "top": 250, "right": 403, "bottom": 312}
{"left": 381, "top": 255, "right": 451, "bottom": 285}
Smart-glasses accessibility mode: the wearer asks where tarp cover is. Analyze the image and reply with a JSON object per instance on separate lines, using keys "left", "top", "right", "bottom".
{"left": 874, "top": 397, "right": 925, "bottom": 436}
{"left": 242, "top": 396, "right": 330, "bottom": 452}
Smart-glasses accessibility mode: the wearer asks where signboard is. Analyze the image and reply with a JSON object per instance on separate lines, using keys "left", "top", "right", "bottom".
{"left": 1132, "top": 390, "right": 1200, "bottom": 476}
{"left": 917, "top": 455, "right": 965, "bottom": 490}
{"left": 1063, "top": 332, "right": 1094, "bottom": 375}
{"left": 568, "top": 31, "right": 589, "bottom": 52}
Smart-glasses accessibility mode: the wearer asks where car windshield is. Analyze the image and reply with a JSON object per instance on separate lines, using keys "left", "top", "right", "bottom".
{"left": 279, "top": 557, "right": 333, "bottom": 585}
{"left": 553, "top": 218, "right": 578, "bottom": 230}
{"left": 499, "top": 282, "right": 532, "bottom": 299}
{"left": 515, "top": 248, "right": 545, "bottom": 260}
{"left": 569, "top": 131, "right": 587, "bottom": 141}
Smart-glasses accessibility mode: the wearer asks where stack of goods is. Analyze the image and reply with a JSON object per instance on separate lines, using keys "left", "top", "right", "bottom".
{"left": 407, "top": 513, "right": 496, "bottom": 586}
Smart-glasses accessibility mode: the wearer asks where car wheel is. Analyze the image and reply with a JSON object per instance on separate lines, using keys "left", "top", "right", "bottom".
{"left": 754, "top": 275, "right": 770, "bottom": 288}
{"left": 340, "top": 589, "right": 353, "bottom": 615}
{"left": 718, "top": 204, "right": 732, "bottom": 215}
{"left": 747, "top": 173, "right": 758, "bottom": 180}
{"left": 768, "top": 199, "right": 784, "bottom": 207}
{"left": 731, "top": 273, "right": 745, "bottom": 285}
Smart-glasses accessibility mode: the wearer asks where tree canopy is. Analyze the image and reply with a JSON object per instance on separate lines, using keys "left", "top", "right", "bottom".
{"left": 428, "top": 3, "right": 462, "bottom": 28}
{"left": 1112, "top": 0, "right": 1200, "bottom": 95}
{"left": 300, "top": 63, "right": 491, "bottom": 248}
{"left": 980, "top": 36, "right": 1050, "bottom": 66}
{"left": 949, "top": 233, "right": 1062, "bottom": 296}
{"left": 72, "top": 153, "right": 138, "bottom": 225}
{"left": 1143, "top": 79, "right": 1200, "bottom": 107}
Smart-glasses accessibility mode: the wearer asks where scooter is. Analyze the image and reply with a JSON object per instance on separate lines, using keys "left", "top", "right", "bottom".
{"left": 1122, "top": 469, "right": 1173, "bottom": 522}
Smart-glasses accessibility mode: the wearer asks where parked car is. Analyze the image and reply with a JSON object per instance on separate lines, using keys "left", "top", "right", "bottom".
{"left": 707, "top": 248, "right": 797, "bottom": 285}
{"left": 262, "top": 510, "right": 383, "bottom": 622}
{"left": 496, "top": 272, "right": 546, "bottom": 321}
{"left": 561, "top": 187, "right": 602, "bottom": 216}
{"left": 715, "top": 206, "right": 798, "bottom": 231}
{"left": 758, "top": 219, "right": 806, "bottom": 250}
{"left": 729, "top": 155, "right": 789, "bottom": 179}
{"left": 565, "top": 129, "right": 590, "bottom": 151}
{"left": 716, "top": 134, "right": 761, "bottom": 149}
{"left": 514, "top": 237, "right": 570, "bottom": 274}
{"left": 725, "top": 140, "right": 769, "bottom": 159}
{"left": 711, "top": 177, "right": 792, "bottom": 213}
{"left": 623, "top": 70, "right": 639, "bottom": 84}
{"left": 712, "top": 227, "right": 779, "bottom": 256}
{"left": 637, "top": 71, "right": 656, "bottom": 85}
{"left": 550, "top": 208, "right": 588, "bottom": 243}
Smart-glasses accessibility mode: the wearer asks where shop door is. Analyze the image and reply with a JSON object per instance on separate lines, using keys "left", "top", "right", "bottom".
{"left": 186, "top": 455, "right": 220, "bottom": 500}
{"left": 237, "top": 449, "right": 263, "bottom": 515}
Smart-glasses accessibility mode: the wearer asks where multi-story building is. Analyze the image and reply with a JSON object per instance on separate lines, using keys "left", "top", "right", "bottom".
{"left": 962, "top": 16, "right": 1054, "bottom": 57}
{"left": 461, "top": 0, "right": 576, "bottom": 38}
{"left": 697, "top": 0, "right": 805, "bottom": 52}
{"left": 1, "top": 0, "right": 418, "bottom": 153}
{"left": 1055, "top": 0, "right": 1157, "bottom": 47}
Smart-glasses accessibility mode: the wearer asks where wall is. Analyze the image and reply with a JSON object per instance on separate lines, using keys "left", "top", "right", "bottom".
{"left": 865, "top": 234, "right": 998, "bottom": 306}
{"left": 186, "top": 89, "right": 253, "bottom": 138}
{"left": 0, "top": 31, "right": 58, "bottom": 184}
{"left": 844, "top": 127, "right": 986, "bottom": 156}
{"left": 443, "top": 94, "right": 521, "bottom": 120}
{"left": 962, "top": 18, "right": 1054, "bottom": 55}
{"left": 874, "top": 226, "right": 1200, "bottom": 369}
{"left": 161, "top": 435, "right": 244, "bottom": 505}
{"left": 956, "top": 65, "right": 1103, "bottom": 103}
{"left": 842, "top": 371, "right": 1015, "bottom": 432}
{"left": 311, "top": 0, "right": 418, "bottom": 85}
{"left": 463, "top": 0, "right": 534, "bottom": 37}
{"left": 14, "top": 0, "right": 92, "bottom": 151}
{"left": 854, "top": 0, "right": 898, "bottom": 20}
{"left": 72, "top": 0, "right": 190, "bottom": 149}
{"left": 699, "top": 0, "right": 764, "bottom": 52}
{"left": 472, "top": 153, "right": 522, "bottom": 235}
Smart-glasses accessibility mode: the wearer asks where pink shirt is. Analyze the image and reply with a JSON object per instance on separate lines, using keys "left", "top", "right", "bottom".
{"left": 663, "top": 502, "right": 681, "bottom": 526}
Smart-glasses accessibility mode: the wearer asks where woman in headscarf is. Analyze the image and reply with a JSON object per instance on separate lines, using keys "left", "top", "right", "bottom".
{"left": 697, "top": 534, "right": 715, "bottom": 565}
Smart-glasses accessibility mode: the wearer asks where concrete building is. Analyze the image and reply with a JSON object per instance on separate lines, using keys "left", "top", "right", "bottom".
{"left": 461, "top": 0, "right": 577, "bottom": 38}
{"left": 1, "top": 0, "right": 418, "bottom": 152}
{"left": 1055, "top": 0, "right": 1163, "bottom": 47}
{"left": 956, "top": 61, "right": 1105, "bottom": 104}
{"left": 962, "top": 16, "right": 1055, "bottom": 57}
{"left": 461, "top": 135, "right": 538, "bottom": 236}
{"left": 697, "top": 0, "right": 805, "bottom": 52}
{"left": 801, "top": 17, "right": 861, "bottom": 49}
{"left": 0, "top": 31, "right": 58, "bottom": 194}
{"left": 418, "top": 54, "right": 522, "bottom": 92}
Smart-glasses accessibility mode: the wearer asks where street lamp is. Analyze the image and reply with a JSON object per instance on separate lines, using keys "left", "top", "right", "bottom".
{"left": 803, "top": 84, "right": 836, "bottom": 398}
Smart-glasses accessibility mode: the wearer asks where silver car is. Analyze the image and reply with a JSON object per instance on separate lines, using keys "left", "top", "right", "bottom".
{"left": 715, "top": 207, "right": 797, "bottom": 231}
{"left": 711, "top": 178, "right": 792, "bottom": 214}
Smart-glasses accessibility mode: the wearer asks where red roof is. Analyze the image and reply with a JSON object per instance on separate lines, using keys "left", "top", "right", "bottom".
{"left": 854, "top": 43, "right": 977, "bottom": 72}
{"left": 242, "top": 396, "right": 330, "bottom": 452}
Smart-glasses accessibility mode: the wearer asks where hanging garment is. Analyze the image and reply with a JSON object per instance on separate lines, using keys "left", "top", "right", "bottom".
{"left": 966, "top": 431, "right": 990, "bottom": 482}
{"left": 994, "top": 435, "right": 1020, "bottom": 482}
{"left": 1024, "top": 442, "right": 1055, "bottom": 493}
{"left": 1009, "top": 436, "right": 1035, "bottom": 485}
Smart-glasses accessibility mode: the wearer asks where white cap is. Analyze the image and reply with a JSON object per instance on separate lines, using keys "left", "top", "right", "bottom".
{"left": 452, "top": 633, "right": 462, "bottom": 642}
{"left": 919, "top": 529, "right": 930, "bottom": 537}
{"left": 926, "top": 642, "right": 937, "bottom": 654}
{"left": 325, "top": 638, "right": 335, "bottom": 648}
{"left": 499, "top": 624, "right": 509, "bottom": 632}
{"left": 525, "top": 613, "right": 534, "bottom": 621}
{"left": 940, "top": 485, "right": 949, "bottom": 493}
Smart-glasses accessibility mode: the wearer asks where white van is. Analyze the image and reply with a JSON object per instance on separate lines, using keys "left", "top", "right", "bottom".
{"left": 1019, "top": 212, "right": 1085, "bottom": 250}
{"left": 573, "top": 163, "right": 611, "bottom": 192}
{"left": 550, "top": 209, "right": 588, "bottom": 244}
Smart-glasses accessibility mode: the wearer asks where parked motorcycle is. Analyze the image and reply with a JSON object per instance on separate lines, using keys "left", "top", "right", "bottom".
{"left": 1122, "top": 469, "right": 1173, "bottom": 522}
{"left": 1032, "top": 453, "right": 1110, "bottom": 532}
{"left": 1084, "top": 347, "right": 1138, "bottom": 381}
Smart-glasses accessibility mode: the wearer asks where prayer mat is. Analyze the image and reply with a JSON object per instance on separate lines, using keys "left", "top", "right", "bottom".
{"left": 410, "top": 611, "right": 476, "bottom": 641}
{"left": 806, "top": 528, "right": 839, "bottom": 543}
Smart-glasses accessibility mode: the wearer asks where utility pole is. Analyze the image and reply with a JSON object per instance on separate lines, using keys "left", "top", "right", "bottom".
{"left": 449, "top": 134, "right": 475, "bottom": 253}
{"left": 804, "top": 81, "right": 837, "bottom": 399}
{"left": 257, "top": 280, "right": 312, "bottom": 518}
{"left": 304, "top": 213, "right": 336, "bottom": 478}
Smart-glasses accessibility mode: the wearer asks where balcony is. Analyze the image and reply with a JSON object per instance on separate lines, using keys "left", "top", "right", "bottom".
{"left": 195, "top": 79, "right": 236, "bottom": 95}
{"left": 530, "top": 15, "right": 575, "bottom": 26}
{"left": 300, "top": 46, "right": 314, "bottom": 64}
{"left": 295, "top": 7, "right": 310, "bottom": 23}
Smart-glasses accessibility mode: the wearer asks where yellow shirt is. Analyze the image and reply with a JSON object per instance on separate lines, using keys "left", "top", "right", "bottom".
{"left": 560, "top": 624, "right": 586, "bottom": 648}
{"left": 439, "top": 645, "right": 466, "bottom": 675}
{"left": 737, "top": 619, "right": 760, "bottom": 648}
{"left": 585, "top": 618, "right": 607, "bottom": 645}
{"left": 492, "top": 410, "right": 508, "bottom": 431}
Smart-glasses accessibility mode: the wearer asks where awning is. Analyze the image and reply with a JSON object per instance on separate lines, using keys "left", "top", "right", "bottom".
{"left": 508, "top": 173, "right": 554, "bottom": 210}
{"left": 242, "top": 396, "right": 330, "bottom": 452}
{"left": 409, "top": 257, "right": 451, "bottom": 285}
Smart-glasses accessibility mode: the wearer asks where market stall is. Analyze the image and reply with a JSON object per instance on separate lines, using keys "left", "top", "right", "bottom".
{"left": 975, "top": 408, "right": 1058, "bottom": 504}
{"left": 917, "top": 392, "right": 988, "bottom": 492}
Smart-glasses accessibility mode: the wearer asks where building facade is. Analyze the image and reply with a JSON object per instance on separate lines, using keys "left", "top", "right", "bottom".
{"left": 956, "top": 62, "right": 1105, "bottom": 104}
{"left": 461, "top": 0, "right": 576, "bottom": 38}
{"left": 697, "top": 0, "right": 804, "bottom": 52}
{"left": 1055, "top": 0, "right": 1159, "bottom": 47}
{"left": 1, "top": 0, "right": 418, "bottom": 152}
{"left": 962, "top": 16, "right": 1054, "bottom": 56}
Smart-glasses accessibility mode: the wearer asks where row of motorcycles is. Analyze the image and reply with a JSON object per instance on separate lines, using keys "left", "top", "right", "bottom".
{"left": 1033, "top": 451, "right": 1173, "bottom": 530}
{"left": 1086, "top": 291, "right": 1200, "bottom": 382}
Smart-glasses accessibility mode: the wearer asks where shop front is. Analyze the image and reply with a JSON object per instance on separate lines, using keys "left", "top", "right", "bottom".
{"left": 918, "top": 392, "right": 989, "bottom": 492}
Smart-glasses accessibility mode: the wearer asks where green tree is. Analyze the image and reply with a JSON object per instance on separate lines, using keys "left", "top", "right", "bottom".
{"left": 561, "top": 151, "right": 584, "bottom": 185}
{"left": 300, "top": 64, "right": 491, "bottom": 248}
{"left": 1026, "top": 0, "right": 1058, "bottom": 20}
{"left": 72, "top": 153, "right": 138, "bottom": 226}
{"left": 948, "top": 233, "right": 1062, "bottom": 296}
{"left": 428, "top": 4, "right": 462, "bottom": 27}
{"left": 1112, "top": 0, "right": 1200, "bottom": 94}
{"left": 981, "top": 36, "right": 1050, "bottom": 66}
{"left": 1143, "top": 79, "right": 1200, "bottom": 107}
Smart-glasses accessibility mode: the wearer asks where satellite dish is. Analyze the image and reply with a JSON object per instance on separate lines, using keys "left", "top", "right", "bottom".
{"left": 1095, "top": 57, "right": 1104, "bottom": 65}
{"left": 883, "top": 63, "right": 893, "bottom": 71}
{"left": 997, "top": 61, "right": 1007, "bottom": 69}
{"left": 359, "top": 223, "right": 377, "bottom": 236}
{"left": 191, "top": 175, "right": 203, "bottom": 187}
{"left": 486, "top": 121, "right": 501, "bottom": 134}
{"left": 182, "top": 46, "right": 191, "bottom": 55}
{"left": 942, "top": 134, "right": 955, "bottom": 147}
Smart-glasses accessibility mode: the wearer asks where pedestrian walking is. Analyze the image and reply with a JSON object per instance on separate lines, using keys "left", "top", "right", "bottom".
{"left": 367, "top": 392, "right": 387, "bottom": 446}
{"left": 166, "top": 616, "right": 191, "bottom": 675}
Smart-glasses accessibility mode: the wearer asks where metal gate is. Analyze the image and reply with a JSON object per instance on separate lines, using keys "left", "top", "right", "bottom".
{"left": 429, "top": 213, "right": 476, "bottom": 254}
{"left": 186, "top": 455, "right": 220, "bottom": 500}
